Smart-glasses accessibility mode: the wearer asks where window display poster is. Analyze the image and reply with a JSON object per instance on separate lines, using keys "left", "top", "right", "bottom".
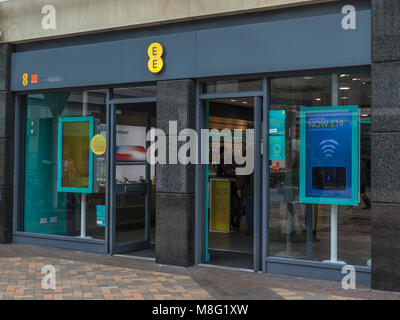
{"left": 96, "top": 205, "right": 106, "bottom": 227}
{"left": 299, "top": 106, "right": 359, "bottom": 206}
{"left": 269, "top": 110, "right": 285, "bottom": 135}
{"left": 57, "top": 116, "right": 94, "bottom": 193}
{"left": 115, "top": 125, "right": 155, "bottom": 183}
{"left": 269, "top": 135, "right": 285, "bottom": 161}
{"left": 116, "top": 125, "right": 146, "bottom": 162}
{"left": 269, "top": 110, "right": 285, "bottom": 161}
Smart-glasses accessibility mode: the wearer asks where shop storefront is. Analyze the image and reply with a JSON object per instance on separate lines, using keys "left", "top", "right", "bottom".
{"left": 8, "top": 0, "right": 372, "bottom": 284}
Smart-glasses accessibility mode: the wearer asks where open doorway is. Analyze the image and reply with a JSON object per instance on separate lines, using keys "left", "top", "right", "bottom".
{"left": 206, "top": 97, "right": 255, "bottom": 269}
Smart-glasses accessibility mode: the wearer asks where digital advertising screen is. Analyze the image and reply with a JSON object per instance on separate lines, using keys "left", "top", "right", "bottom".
{"left": 57, "top": 116, "right": 94, "bottom": 193}
{"left": 299, "top": 106, "right": 359, "bottom": 206}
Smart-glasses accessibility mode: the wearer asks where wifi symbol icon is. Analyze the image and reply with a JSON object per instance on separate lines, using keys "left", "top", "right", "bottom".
{"left": 320, "top": 139, "right": 339, "bottom": 158}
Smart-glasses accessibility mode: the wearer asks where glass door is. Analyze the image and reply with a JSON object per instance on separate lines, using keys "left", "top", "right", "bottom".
{"left": 109, "top": 103, "right": 155, "bottom": 254}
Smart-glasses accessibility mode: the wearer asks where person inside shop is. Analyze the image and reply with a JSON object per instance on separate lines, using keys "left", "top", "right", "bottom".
{"left": 236, "top": 169, "right": 254, "bottom": 235}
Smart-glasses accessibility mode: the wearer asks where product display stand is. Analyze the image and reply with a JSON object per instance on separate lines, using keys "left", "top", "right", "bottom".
{"left": 323, "top": 205, "right": 345, "bottom": 264}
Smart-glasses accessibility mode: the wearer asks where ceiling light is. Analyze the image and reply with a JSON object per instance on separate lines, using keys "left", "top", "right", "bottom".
{"left": 340, "top": 74, "right": 348, "bottom": 78}
{"left": 242, "top": 101, "right": 248, "bottom": 104}
{"left": 341, "top": 96, "right": 349, "bottom": 100}
{"left": 304, "top": 76, "right": 314, "bottom": 80}
{"left": 229, "top": 99, "right": 237, "bottom": 102}
{"left": 340, "top": 87, "right": 350, "bottom": 90}
{"left": 352, "top": 78, "right": 361, "bottom": 81}
{"left": 315, "top": 98, "right": 322, "bottom": 101}
{"left": 361, "top": 114, "right": 369, "bottom": 117}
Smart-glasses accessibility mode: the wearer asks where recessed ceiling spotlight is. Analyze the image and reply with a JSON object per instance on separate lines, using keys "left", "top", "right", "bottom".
{"left": 304, "top": 76, "right": 314, "bottom": 80}
{"left": 352, "top": 78, "right": 361, "bottom": 81}
{"left": 339, "top": 87, "right": 350, "bottom": 90}
{"left": 242, "top": 101, "right": 248, "bottom": 104}
{"left": 341, "top": 96, "right": 349, "bottom": 100}
{"left": 315, "top": 98, "right": 322, "bottom": 101}
{"left": 229, "top": 99, "right": 237, "bottom": 102}
{"left": 340, "top": 74, "right": 348, "bottom": 78}
{"left": 361, "top": 114, "right": 369, "bottom": 117}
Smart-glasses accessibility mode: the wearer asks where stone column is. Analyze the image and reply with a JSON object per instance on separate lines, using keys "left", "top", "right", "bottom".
{"left": 371, "top": 0, "right": 400, "bottom": 291}
{"left": 0, "top": 44, "right": 14, "bottom": 244}
{"left": 155, "top": 79, "right": 196, "bottom": 267}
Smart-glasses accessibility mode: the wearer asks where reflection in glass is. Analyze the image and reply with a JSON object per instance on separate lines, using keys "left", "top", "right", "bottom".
{"left": 114, "top": 105, "right": 156, "bottom": 245}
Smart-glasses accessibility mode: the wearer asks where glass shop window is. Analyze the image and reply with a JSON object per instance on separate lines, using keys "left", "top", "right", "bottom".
{"left": 22, "top": 90, "right": 107, "bottom": 239}
{"left": 268, "top": 72, "right": 371, "bottom": 267}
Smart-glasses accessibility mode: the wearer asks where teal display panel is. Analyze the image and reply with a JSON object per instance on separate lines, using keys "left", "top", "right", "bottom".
{"left": 269, "top": 110, "right": 286, "bottom": 161}
{"left": 24, "top": 93, "right": 69, "bottom": 235}
{"left": 57, "top": 117, "right": 94, "bottom": 193}
{"left": 96, "top": 205, "right": 106, "bottom": 227}
{"left": 300, "top": 106, "right": 359, "bottom": 206}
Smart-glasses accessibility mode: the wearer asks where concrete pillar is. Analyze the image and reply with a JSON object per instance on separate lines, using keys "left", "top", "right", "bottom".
{"left": 0, "top": 43, "right": 14, "bottom": 244}
{"left": 155, "top": 79, "right": 196, "bottom": 267}
{"left": 371, "top": 0, "right": 400, "bottom": 291}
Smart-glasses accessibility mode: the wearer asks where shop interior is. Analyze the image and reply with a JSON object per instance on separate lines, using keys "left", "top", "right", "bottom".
{"left": 206, "top": 97, "right": 255, "bottom": 269}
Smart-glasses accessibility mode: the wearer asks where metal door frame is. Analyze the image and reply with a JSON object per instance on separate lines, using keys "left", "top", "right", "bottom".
{"left": 107, "top": 90, "right": 156, "bottom": 255}
{"left": 194, "top": 80, "right": 268, "bottom": 272}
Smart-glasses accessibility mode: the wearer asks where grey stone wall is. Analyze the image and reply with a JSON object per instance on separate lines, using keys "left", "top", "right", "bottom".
{"left": 371, "top": 0, "right": 400, "bottom": 291}
{"left": 155, "top": 79, "right": 196, "bottom": 267}
{"left": 0, "top": 44, "right": 14, "bottom": 244}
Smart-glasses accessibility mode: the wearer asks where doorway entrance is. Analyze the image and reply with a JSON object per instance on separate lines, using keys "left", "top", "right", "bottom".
{"left": 198, "top": 90, "right": 264, "bottom": 271}
{"left": 108, "top": 98, "right": 156, "bottom": 257}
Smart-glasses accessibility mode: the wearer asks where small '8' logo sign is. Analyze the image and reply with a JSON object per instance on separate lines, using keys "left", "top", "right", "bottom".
{"left": 147, "top": 42, "right": 164, "bottom": 74}
{"left": 22, "top": 73, "right": 29, "bottom": 86}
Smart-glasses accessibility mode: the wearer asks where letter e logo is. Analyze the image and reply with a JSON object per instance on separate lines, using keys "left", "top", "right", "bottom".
{"left": 147, "top": 42, "right": 164, "bottom": 73}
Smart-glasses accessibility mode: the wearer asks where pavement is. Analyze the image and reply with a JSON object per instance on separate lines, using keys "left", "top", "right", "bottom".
{"left": 0, "top": 244, "right": 399, "bottom": 300}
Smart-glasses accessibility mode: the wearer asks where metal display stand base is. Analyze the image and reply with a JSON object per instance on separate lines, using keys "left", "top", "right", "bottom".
{"left": 323, "top": 205, "right": 346, "bottom": 265}
{"left": 323, "top": 259, "right": 346, "bottom": 264}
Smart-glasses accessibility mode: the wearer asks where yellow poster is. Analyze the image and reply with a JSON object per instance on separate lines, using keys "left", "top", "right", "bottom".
{"left": 210, "top": 179, "right": 231, "bottom": 233}
{"left": 91, "top": 134, "right": 106, "bottom": 155}
{"left": 61, "top": 121, "right": 90, "bottom": 189}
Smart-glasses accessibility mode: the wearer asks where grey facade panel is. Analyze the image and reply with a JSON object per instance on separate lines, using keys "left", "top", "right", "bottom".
{"left": 10, "top": 2, "right": 371, "bottom": 92}
{"left": 0, "top": 138, "right": 13, "bottom": 186}
{"left": 0, "top": 44, "right": 11, "bottom": 91}
{"left": 372, "top": 0, "right": 400, "bottom": 63}
{"left": 371, "top": 132, "right": 400, "bottom": 203}
{"left": 0, "top": 91, "right": 14, "bottom": 139}
{"left": 155, "top": 79, "right": 196, "bottom": 267}
{"left": 371, "top": 0, "right": 400, "bottom": 292}
{"left": 0, "top": 44, "right": 13, "bottom": 244}
{"left": 196, "top": 8, "right": 371, "bottom": 77}
{"left": 371, "top": 203, "right": 400, "bottom": 291}
{"left": 0, "top": 186, "right": 13, "bottom": 244}
{"left": 267, "top": 258, "right": 371, "bottom": 285}
{"left": 155, "top": 192, "right": 195, "bottom": 267}
{"left": 13, "top": 233, "right": 106, "bottom": 254}
{"left": 371, "top": 62, "right": 400, "bottom": 132}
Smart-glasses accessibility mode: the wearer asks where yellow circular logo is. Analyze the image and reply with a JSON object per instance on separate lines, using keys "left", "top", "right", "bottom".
{"left": 90, "top": 134, "right": 106, "bottom": 155}
{"left": 147, "top": 42, "right": 164, "bottom": 73}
